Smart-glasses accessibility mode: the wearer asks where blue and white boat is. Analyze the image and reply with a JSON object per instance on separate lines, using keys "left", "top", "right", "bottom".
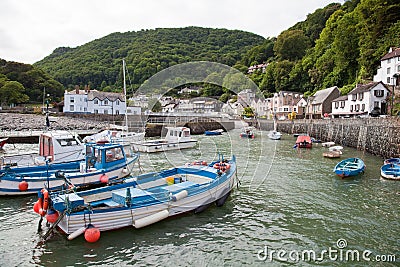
{"left": 383, "top": 158, "right": 400, "bottom": 165}
{"left": 381, "top": 163, "right": 400, "bottom": 180}
{"left": 204, "top": 129, "right": 224, "bottom": 136}
{"left": 0, "top": 143, "right": 138, "bottom": 195}
{"left": 333, "top": 157, "right": 365, "bottom": 178}
{"left": 36, "top": 155, "right": 237, "bottom": 241}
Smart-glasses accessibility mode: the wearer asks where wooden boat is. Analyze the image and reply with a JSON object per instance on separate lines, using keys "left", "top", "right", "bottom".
{"left": 322, "top": 142, "right": 335, "bottom": 147}
{"left": 323, "top": 151, "right": 341, "bottom": 158}
{"left": 333, "top": 157, "right": 365, "bottom": 178}
{"left": 380, "top": 163, "right": 400, "bottom": 180}
{"left": 0, "top": 130, "right": 85, "bottom": 169}
{"left": 0, "top": 143, "right": 138, "bottom": 195}
{"left": 268, "top": 130, "right": 282, "bottom": 140}
{"left": 36, "top": 155, "right": 237, "bottom": 242}
{"left": 294, "top": 135, "right": 312, "bottom": 148}
{"left": 240, "top": 127, "right": 254, "bottom": 138}
{"left": 132, "top": 127, "right": 197, "bottom": 153}
{"left": 204, "top": 129, "right": 223, "bottom": 136}
{"left": 0, "top": 137, "right": 7, "bottom": 149}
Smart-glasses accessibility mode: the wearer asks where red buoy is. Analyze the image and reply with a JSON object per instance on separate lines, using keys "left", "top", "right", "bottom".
{"left": 84, "top": 224, "right": 100, "bottom": 243}
{"left": 100, "top": 174, "right": 109, "bottom": 183}
{"left": 18, "top": 181, "right": 28, "bottom": 191}
{"left": 45, "top": 210, "right": 59, "bottom": 224}
{"left": 33, "top": 200, "right": 40, "bottom": 214}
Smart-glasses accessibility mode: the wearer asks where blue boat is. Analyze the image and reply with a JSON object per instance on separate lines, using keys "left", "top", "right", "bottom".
{"left": 333, "top": 157, "right": 365, "bottom": 178}
{"left": 381, "top": 163, "right": 400, "bottom": 180}
{"left": 35, "top": 155, "right": 237, "bottom": 242}
{"left": 0, "top": 143, "right": 138, "bottom": 195}
{"left": 204, "top": 129, "right": 223, "bottom": 136}
{"left": 383, "top": 158, "right": 400, "bottom": 165}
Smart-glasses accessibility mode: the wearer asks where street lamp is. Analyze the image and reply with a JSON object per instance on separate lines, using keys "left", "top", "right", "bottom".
{"left": 392, "top": 73, "right": 399, "bottom": 116}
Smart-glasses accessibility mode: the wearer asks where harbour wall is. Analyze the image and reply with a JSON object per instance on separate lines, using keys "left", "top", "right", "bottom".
{"left": 258, "top": 118, "right": 400, "bottom": 159}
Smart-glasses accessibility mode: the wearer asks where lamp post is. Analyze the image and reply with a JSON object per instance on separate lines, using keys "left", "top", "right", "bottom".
{"left": 392, "top": 73, "right": 399, "bottom": 116}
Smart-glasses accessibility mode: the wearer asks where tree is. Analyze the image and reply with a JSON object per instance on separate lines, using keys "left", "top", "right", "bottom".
{"left": 274, "top": 30, "right": 311, "bottom": 61}
{"left": 0, "top": 81, "right": 29, "bottom": 106}
{"left": 242, "top": 107, "right": 255, "bottom": 117}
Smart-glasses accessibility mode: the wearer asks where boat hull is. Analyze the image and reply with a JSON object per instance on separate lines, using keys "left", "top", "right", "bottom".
{"left": 334, "top": 158, "right": 365, "bottom": 178}
{"left": 132, "top": 140, "right": 197, "bottom": 153}
{"left": 380, "top": 164, "right": 400, "bottom": 180}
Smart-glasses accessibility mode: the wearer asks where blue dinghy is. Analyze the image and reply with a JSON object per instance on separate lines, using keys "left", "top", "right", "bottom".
{"left": 381, "top": 163, "right": 400, "bottom": 180}
{"left": 333, "top": 157, "right": 365, "bottom": 178}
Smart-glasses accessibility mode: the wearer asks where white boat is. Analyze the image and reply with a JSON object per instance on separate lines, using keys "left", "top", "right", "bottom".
{"left": 329, "top": 146, "right": 343, "bottom": 152}
{"left": 239, "top": 127, "right": 255, "bottom": 138}
{"left": 131, "top": 127, "right": 197, "bottom": 153}
{"left": 36, "top": 155, "right": 237, "bottom": 242}
{"left": 0, "top": 137, "right": 8, "bottom": 149}
{"left": 268, "top": 130, "right": 282, "bottom": 140}
{"left": 0, "top": 142, "right": 138, "bottom": 195}
{"left": 322, "top": 142, "right": 335, "bottom": 147}
{"left": 0, "top": 130, "right": 85, "bottom": 169}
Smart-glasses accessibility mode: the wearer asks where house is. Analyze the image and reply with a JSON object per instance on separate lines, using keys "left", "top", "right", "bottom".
{"left": 307, "top": 86, "right": 340, "bottom": 119}
{"left": 251, "top": 98, "right": 272, "bottom": 118}
{"left": 178, "top": 86, "right": 201, "bottom": 95}
{"left": 331, "top": 82, "right": 390, "bottom": 117}
{"left": 296, "top": 98, "right": 308, "bottom": 118}
{"left": 247, "top": 63, "right": 268, "bottom": 74}
{"left": 222, "top": 101, "right": 244, "bottom": 117}
{"left": 63, "top": 88, "right": 127, "bottom": 115}
{"left": 373, "top": 47, "right": 400, "bottom": 85}
{"left": 174, "top": 97, "right": 222, "bottom": 114}
{"left": 237, "top": 89, "right": 256, "bottom": 106}
{"left": 272, "top": 91, "right": 303, "bottom": 119}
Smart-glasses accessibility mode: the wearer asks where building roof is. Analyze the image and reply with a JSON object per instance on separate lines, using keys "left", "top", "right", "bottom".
{"left": 312, "top": 86, "right": 338, "bottom": 104}
{"left": 381, "top": 47, "right": 400, "bottom": 61}
{"left": 349, "top": 82, "right": 386, "bottom": 94}
{"left": 332, "top": 95, "right": 348, "bottom": 102}
{"left": 88, "top": 91, "right": 124, "bottom": 102}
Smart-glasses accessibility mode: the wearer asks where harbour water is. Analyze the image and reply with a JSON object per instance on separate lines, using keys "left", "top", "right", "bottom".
{"left": 0, "top": 129, "right": 399, "bottom": 266}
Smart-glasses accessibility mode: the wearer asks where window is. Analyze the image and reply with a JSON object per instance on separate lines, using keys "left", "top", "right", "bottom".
{"left": 387, "top": 77, "right": 391, "bottom": 84}
{"left": 374, "top": 101, "right": 379, "bottom": 108}
{"left": 104, "top": 110, "right": 108, "bottom": 114}
{"left": 398, "top": 56, "right": 400, "bottom": 62}
{"left": 94, "top": 109, "right": 98, "bottom": 114}
{"left": 398, "top": 65, "right": 400, "bottom": 72}
{"left": 104, "top": 100, "right": 108, "bottom": 105}
{"left": 70, "top": 97, "right": 74, "bottom": 103}
{"left": 355, "top": 104, "right": 360, "bottom": 112}
{"left": 358, "top": 92, "right": 363, "bottom": 100}
{"left": 116, "top": 110, "right": 119, "bottom": 115}
{"left": 340, "top": 101, "right": 345, "bottom": 108}
{"left": 69, "top": 105, "right": 74, "bottom": 111}
{"left": 284, "top": 107, "right": 289, "bottom": 112}
{"left": 388, "top": 58, "right": 391, "bottom": 63}
{"left": 350, "top": 105, "right": 353, "bottom": 112}
{"left": 387, "top": 67, "right": 391, "bottom": 74}
{"left": 94, "top": 99, "right": 98, "bottom": 104}
{"left": 351, "top": 94, "right": 357, "bottom": 101}
{"left": 361, "top": 104, "right": 365, "bottom": 111}
{"left": 116, "top": 100, "right": 120, "bottom": 105}
{"left": 335, "top": 102, "right": 339, "bottom": 109}
{"left": 374, "top": 90, "right": 384, "bottom": 97}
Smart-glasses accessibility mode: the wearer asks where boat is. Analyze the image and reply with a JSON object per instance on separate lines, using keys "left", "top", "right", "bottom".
{"left": 35, "top": 155, "right": 237, "bottom": 242}
{"left": 131, "top": 127, "right": 197, "bottom": 153}
{"left": 333, "top": 157, "right": 365, "bottom": 178}
{"left": 323, "top": 151, "right": 341, "bottom": 158}
{"left": 322, "top": 142, "right": 335, "bottom": 147}
{"left": 204, "top": 129, "right": 223, "bottom": 136}
{"left": 84, "top": 128, "right": 144, "bottom": 147}
{"left": 329, "top": 146, "right": 343, "bottom": 152}
{"left": 380, "top": 163, "right": 400, "bottom": 180}
{"left": 268, "top": 130, "right": 282, "bottom": 140}
{"left": 0, "top": 130, "right": 85, "bottom": 169}
{"left": 0, "top": 137, "right": 8, "bottom": 149}
{"left": 0, "top": 142, "right": 138, "bottom": 195}
{"left": 240, "top": 127, "right": 254, "bottom": 138}
{"left": 383, "top": 158, "right": 400, "bottom": 165}
{"left": 294, "top": 135, "right": 312, "bottom": 148}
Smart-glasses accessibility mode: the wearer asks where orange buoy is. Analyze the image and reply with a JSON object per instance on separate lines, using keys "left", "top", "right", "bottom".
{"left": 45, "top": 210, "right": 59, "bottom": 224}
{"left": 19, "top": 181, "right": 28, "bottom": 191}
{"left": 84, "top": 224, "right": 100, "bottom": 243}
{"left": 33, "top": 200, "right": 40, "bottom": 214}
{"left": 100, "top": 174, "right": 109, "bottom": 183}
{"left": 39, "top": 189, "right": 49, "bottom": 216}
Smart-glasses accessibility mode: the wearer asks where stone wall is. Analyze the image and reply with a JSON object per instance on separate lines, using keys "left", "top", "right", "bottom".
{"left": 260, "top": 118, "right": 400, "bottom": 159}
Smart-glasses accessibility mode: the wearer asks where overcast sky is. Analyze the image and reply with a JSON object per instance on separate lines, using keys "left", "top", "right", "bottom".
{"left": 0, "top": 0, "right": 344, "bottom": 64}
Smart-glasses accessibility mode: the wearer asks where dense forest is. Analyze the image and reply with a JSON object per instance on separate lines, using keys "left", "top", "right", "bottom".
{"left": 1, "top": 0, "right": 399, "bottom": 106}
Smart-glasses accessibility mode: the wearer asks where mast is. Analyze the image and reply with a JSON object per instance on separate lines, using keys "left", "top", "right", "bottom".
{"left": 123, "top": 59, "right": 128, "bottom": 132}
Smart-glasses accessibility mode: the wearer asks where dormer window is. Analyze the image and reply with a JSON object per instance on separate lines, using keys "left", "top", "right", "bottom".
{"left": 351, "top": 94, "right": 357, "bottom": 101}
{"left": 374, "top": 90, "right": 384, "bottom": 97}
{"left": 358, "top": 92, "right": 363, "bottom": 101}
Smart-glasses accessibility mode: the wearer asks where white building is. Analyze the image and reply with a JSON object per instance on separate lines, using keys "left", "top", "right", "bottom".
{"left": 331, "top": 82, "right": 390, "bottom": 117}
{"left": 63, "top": 88, "right": 127, "bottom": 115}
{"left": 237, "top": 89, "right": 256, "bottom": 106}
{"left": 373, "top": 47, "right": 400, "bottom": 85}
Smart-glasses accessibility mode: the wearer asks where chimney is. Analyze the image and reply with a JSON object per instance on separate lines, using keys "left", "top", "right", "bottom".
{"left": 75, "top": 85, "right": 79, "bottom": 94}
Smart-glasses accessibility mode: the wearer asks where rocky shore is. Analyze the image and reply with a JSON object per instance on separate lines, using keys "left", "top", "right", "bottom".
{"left": 0, "top": 113, "right": 109, "bottom": 131}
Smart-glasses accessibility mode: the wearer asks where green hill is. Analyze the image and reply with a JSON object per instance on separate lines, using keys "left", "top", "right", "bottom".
{"left": 34, "top": 27, "right": 265, "bottom": 91}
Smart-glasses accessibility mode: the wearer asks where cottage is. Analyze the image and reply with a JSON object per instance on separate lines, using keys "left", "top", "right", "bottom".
{"left": 373, "top": 47, "right": 400, "bottom": 85}
{"left": 307, "top": 86, "right": 340, "bottom": 119}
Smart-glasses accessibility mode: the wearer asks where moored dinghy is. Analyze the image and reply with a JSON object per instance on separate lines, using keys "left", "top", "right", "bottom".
{"left": 0, "top": 143, "right": 138, "bottom": 195}
{"left": 36, "top": 155, "right": 237, "bottom": 242}
{"left": 380, "top": 163, "right": 400, "bottom": 180}
{"left": 334, "top": 157, "right": 365, "bottom": 178}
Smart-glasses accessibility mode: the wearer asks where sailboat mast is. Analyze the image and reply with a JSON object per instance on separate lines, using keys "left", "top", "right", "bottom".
{"left": 123, "top": 59, "right": 128, "bottom": 132}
